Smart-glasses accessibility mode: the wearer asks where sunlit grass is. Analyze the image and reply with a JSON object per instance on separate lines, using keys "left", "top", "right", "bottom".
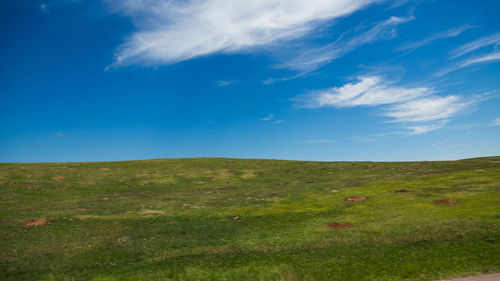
{"left": 1, "top": 157, "right": 499, "bottom": 280}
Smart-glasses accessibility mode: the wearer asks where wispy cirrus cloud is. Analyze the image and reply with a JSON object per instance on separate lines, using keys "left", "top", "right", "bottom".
{"left": 295, "top": 76, "right": 474, "bottom": 134}
{"left": 433, "top": 32, "right": 500, "bottom": 77}
{"left": 217, "top": 80, "right": 238, "bottom": 87}
{"left": 396, "top": 24, "right": 475, "bottom": 51}
{"left": 39, "top": 0, "right": 82, "bottom": 14}
{"left": 295, "top": 76, "right": 431, "bottom": 108}
{"left": 406, "top": 121, "right": 448, "bottom": 135}
{"left": 436, "top": 51, "right": 500, "bottom": 77}
{"left": 260, "top": 113, "right": 274, "bottom": 121}
{"left": 40, "top": 4, "right": 50, "bottom": 14}
{"left": 450, "top": 32, "right": 500, "bottom": 58}
{"left": 277, "top": 16, "right": 413, "bottom": 72}
{"left": 385, "top": 96, "right": 470, "bottom": 123}
{"left": 458, "top": 51, "right": 500, "bottom": 68}
{"left": 106, "top": 0, "right": 380, "bottom": 67}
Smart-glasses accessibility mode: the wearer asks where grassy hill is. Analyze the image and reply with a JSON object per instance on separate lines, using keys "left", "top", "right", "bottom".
{"left": 1, "top": 157, "right": 499, "bottom": 281}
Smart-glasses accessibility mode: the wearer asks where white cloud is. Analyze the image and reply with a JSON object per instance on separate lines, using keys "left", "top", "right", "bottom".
{"left": 397, "top": 24, "right": 475, "bottom": 51}
{"left": 273, "top": 119, "right": 285, "bottom": 124}
{"left": 407, "top": 121, "right": 448, "bottom": 135}
{"left": 458, "top": 51, "right": 500, "bottom": 68}
{"left": 451, "top": 32, "right": 500, "bottom": 58}
{"left": 40, "top": 4, "right": 50, "bottom": 14}
{"left": 386, "top": 0, "right": 409, "bottom": 10}
{"left": 217, "top": 80, "right": 237, "bottom": 87}
{"left": 436, "top": 51, "right": 500, "bottom": 77}
{"left": 107, "top": 0, "right": 380, "bottom": 66}
{"left": 278, "top": 16, "right": 413, "bottom": 72}
{"left": 296, "top": 76, "right": 473, "bottom": 134}
{"left": 493, "top": 118, "right": 500, "bottom": 126}
{"left": 39, "top": 0, "right": 82, "bottom": 14}
{"left": 260, "top": 113, "right": 274, "bottom": 121}
{"left": 385, "top": 96, "right": 469, "bottom": 123}
{"left": 298, "top": 76, "right": 432, "bottom": 108}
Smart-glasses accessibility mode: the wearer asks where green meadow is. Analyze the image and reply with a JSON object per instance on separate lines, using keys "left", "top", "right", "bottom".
{"left": 0, "top": 157, "right": 499, "bottom": 281}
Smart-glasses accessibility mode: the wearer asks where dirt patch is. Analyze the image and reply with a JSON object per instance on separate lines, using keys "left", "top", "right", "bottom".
{"left": 22, "top": 218, "right": 48, "bottom": 226}
{"left": 52, "top": 176, "right": 66, "bottom": 180}
{"left": 328, "top": 222, "right": 351, "bottom": 228}
{"left": 117, "top": 236, "right": 129, "bottom": 243}
{"left": 227, "top": 169, "right": 238, "bottom": 173}
{"left": 223, "top": 181, "right": 231, "bottom": 184}
{"left": 434, "top": 199, "right": 459, "bottom": 206}
{"left": 391, "top": 189, "right": 409, "bottom": 193}
{"left": 345, "top": 195, "right": 368, "bottom": 202}
{"left": 100, "top": 168, "right": 111, "bottom": 171}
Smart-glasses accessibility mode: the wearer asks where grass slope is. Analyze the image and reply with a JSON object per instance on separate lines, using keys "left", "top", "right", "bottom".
{"left": 0, "top": 157, "right": 499, "bottom": 281}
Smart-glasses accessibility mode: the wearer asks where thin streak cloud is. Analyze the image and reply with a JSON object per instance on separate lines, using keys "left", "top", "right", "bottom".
{"left": 396, "top": 24, "right": 475, "bottom": 51}
{"left": 278, "top": 16, "right": 413, "bottom": 72}
{"left": 436, "top": 51, "right": 500, "bottom": 77}
{"left": 260, "top": 114, "right": 274, "bottom": 121}
{"left": 450, "top": 32, "right": 500, "bottom": 58}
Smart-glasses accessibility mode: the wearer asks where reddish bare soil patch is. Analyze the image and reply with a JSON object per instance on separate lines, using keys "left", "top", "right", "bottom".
{"left": 100, "top": 168, "right": 111, "bottom": 171}
{"left": 52, "top": 176, "right": 66, "bottom": 180}
{"left": 434, "top": 199, "right": 459, "bottom": 206}
{"left": 227, "top": 169, "right": 238, "bottom": 173}
{"left": 328, "top": 222, "right": 351, "bottom": 228}
{"left": 22, "top": 218, "right": 48, "bottom": 226}
{"left": 345, "top": 196, "right": 367, "bottom": 202}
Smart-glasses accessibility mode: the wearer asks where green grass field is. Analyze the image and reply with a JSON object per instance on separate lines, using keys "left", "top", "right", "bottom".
{"left": 1, "top": 157, "right": 499, "bottom": 281}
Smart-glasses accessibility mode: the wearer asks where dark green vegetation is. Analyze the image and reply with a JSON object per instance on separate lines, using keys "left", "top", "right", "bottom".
{"left": 1, "top": 157, "right": 499, "bottom": 281}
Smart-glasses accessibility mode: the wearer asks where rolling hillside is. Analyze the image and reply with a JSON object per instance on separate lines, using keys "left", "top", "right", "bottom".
{"left": 1, "top": 157, "right": 499, "bottom": 280}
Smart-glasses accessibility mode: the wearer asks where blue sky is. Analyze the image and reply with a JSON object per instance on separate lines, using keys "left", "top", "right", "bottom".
{"left": 1, "top": 0, "right": 499, "bottom": 162}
